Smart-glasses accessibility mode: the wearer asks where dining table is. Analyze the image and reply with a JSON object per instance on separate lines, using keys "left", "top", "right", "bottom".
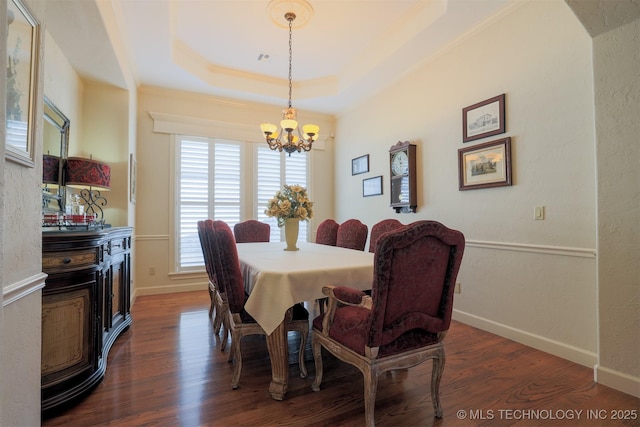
{"left": 236, "top": 241, "right": 375, "bottom": 400}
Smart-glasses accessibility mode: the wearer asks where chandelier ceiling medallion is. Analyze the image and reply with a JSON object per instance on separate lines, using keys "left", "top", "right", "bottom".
{"left": 260, "top": 0, "right": 319, "bottom": 156}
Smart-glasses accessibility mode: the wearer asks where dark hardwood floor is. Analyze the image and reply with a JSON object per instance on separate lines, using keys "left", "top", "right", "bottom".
{"left": 43, "top": 290, "right": 639, "bottom": 426}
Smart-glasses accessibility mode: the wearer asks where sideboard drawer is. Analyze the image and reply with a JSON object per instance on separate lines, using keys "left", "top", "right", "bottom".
{"left": 109, "top": 237, "right": 128, "bottom": 255}
{"left": 43, "top": 249, "right": 98, "bottom": 271}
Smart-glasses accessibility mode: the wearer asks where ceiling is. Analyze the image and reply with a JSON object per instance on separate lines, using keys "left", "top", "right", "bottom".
{"left": 45, "top": 0, "right": 520, "bottom": 115}
{"left": 44, "top": 0, "right": 639, "bottom": 116}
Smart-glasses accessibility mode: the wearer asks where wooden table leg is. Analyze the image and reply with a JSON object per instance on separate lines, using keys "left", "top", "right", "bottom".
{"left": 265, "top": 308, "right": 292, "bottom": 400}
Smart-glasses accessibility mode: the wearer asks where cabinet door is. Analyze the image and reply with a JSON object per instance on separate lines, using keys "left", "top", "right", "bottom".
{"left": 41, "top": 271, "right": 99, "bottom": 394}
{"left": 107, "top": 252, "right": 130, "bottom": 331}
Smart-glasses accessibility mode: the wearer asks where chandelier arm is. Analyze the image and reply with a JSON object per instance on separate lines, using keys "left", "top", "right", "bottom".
{"left": 296, "top": 128, "right": 313, "bottom": 151}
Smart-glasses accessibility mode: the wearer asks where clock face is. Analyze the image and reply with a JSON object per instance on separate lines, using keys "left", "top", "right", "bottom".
{"left": 391, "top": 151, "right": 409, "bottom": 176}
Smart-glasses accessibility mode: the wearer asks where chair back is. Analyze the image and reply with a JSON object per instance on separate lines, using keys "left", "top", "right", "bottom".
{"left": 206, "top": 220, "right": 247, "bottom": 314}
{"left": 234, "top": 220, "right": 270, "bottom": 243}
{"left": 316, "top": 219, "right": 339, "bottom": 246}
{"left": 336, "top": 219, "right": 368, "bottom": 251}
{"left": 197, "top": 220, "right": 217, "bottom": 285}
{"left": 368, "top": 219, "right": 404, "bottom": 253}
{"left": 368, "top": 220, "right": 465, "bottom": 350}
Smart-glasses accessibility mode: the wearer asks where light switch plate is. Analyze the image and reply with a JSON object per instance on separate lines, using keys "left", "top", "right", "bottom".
{"left": 534, "top": 206, "right": 545, "bottom": 220}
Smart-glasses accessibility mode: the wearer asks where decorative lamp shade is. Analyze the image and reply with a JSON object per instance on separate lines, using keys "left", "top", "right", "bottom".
{"left": 260, "top": 123, "right": 277, "bottom": 134}
{"left": 65, "top": 157, "right": 111, "bottom": 191}
{"left": 280, "top": 119, "right": 298, "bottom": 131}
{"left": 43, "top": 155, "right": 60, "bottom": 185}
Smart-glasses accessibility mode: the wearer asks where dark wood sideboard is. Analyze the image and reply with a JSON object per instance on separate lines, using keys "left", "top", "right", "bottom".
{"left": 41, "top": 227, "right": 132, "bottom": 415}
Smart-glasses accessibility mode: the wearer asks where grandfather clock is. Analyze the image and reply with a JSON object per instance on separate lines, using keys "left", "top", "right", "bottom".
{"left": 389, "top": 141, "right": 417, "bottom": 213}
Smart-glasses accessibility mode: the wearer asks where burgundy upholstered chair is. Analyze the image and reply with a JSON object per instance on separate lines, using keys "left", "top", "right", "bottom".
{"left": 206, "top": 220, "right": 309, "bottom": 389}
{"left": 336, "top": 219, "right": 368, "bottom": 251}
{"left": 315, "top": 219, "right": 339, "bottom": 246}
{"left": 311, "top": 220, "right": 465, "bottom": 426}
{"left": 233, "top": 219, "right": 270, "bottom": 243}
{"left": 197, "top": 220, "right": 230, "bottom": 349}
{"left": 368, "top": 219, "right": 404, "bottom": 253}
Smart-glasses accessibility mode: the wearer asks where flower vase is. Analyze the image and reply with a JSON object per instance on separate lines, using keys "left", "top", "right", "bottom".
{"left": 284, "top": 218, "right": 300, "bottom": 251}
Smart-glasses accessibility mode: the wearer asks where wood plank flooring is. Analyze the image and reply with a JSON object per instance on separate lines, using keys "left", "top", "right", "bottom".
{"left": 43, "top": 290, "right": 639, "bottom": 426}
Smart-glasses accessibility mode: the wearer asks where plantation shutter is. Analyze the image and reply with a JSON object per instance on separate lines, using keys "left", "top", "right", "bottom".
{"left": 256, "top": 147, "right": 282, "bottom": 242}
{"left": 178, "top": 137, "right": 209, "bottom": 268}
{"left": 285, "top": 153, "right": 309, "bottom": 241}
{"left": 214, "top": 142, "right": 241, "bottom": 225}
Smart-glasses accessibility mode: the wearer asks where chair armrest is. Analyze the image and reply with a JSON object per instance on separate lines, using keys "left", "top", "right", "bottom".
{"left": 320, "top": 286, "right": 372, "bottom": 335}
{"left": 322, "top": 285, "right": 372, "bottom": 310}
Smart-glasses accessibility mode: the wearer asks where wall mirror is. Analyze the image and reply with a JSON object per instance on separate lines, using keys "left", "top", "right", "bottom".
{"left": 42, "top": 96, "right": 69, "bottom": 215}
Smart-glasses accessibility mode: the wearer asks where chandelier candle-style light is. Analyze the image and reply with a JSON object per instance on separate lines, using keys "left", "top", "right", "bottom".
{"left": 260, "top": 7, "right": 319, "bottom": 155}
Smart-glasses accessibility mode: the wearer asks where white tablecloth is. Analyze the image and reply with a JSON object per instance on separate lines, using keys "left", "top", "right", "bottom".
{"left": 237, "top": 242, "right": 375, "bottom": 335}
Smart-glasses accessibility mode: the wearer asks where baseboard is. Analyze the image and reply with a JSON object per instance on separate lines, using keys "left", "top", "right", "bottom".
{"left": 452, "top": 309, "right": 598, "bottom": 368}
{"left": 595, "top": 365, "right": 640, "bottom": 398}
{"left": 133, "top": 282, "right": 206, "bottom": 297}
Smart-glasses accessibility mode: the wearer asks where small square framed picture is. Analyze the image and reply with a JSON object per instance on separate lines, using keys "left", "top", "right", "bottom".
{"left": 352, "top": 154, "right": 369, "bottom": 175}
{"left": 363, "top": 175, "right": 383, "bottom": 197}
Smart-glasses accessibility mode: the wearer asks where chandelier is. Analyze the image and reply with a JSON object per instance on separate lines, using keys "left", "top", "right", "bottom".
{"left": 260, "top": 9, "right": 319, "bottom": 155}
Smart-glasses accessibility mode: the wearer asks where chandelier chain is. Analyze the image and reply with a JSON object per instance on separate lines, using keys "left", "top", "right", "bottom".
{"left": 288, "top": 16, "right": 293, "bottom": 109}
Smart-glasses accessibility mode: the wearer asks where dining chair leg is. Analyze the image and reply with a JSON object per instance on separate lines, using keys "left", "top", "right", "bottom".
{"left": 311, "top": 335, "right": 323, "bottom": 392}
{"left": 221, "top": 317, "right": 230, "bottom": 352}
{"left": 431, "top": 347, "right": 445, "bottom": 418}
{"left": 230, "top": 333, "right": 243, "bottom": 389}
{"left": 208, "top": 288, "right": 215, "bottom": 318}
{"left": 362, "top": 364, "right": 378, "bottom": 427}
{"left": 298, "top": 329, "right": 308, "bottom": 378}
{"left": 213, "top": 309, "right": 221, "bottom": 333}
{"left": 219, "top": 307, "right": 230, "bottom": 352}
{"left": 214, "top": 294, "right": 225, "bottom": 334}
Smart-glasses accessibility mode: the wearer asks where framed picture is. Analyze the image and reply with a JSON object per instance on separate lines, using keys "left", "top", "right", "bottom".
{"left": 363, "top": 175, "right": 383, "bottom": 197}
{"left": 129, "top": 153, "right": 137, "bottom": 203}
{"left": 5, "top": 0, "right": 40, "bottom": 167}
{"left": 458, "top": 137, "right": 512, "bottom": 191}
{"left": 462, "top": 93, "right": 505, "bottom": 143}
{"left": 352, "top": 154, "right": 369, "bottom": 175}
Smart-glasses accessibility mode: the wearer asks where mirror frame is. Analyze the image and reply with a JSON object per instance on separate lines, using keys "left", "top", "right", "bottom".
{"left": 43, "top": 96, "right": 70, "bottom": 214}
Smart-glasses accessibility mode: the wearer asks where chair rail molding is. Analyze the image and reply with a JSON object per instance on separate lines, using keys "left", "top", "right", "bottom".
{"left": 135, "top": 234, "right": 170, "bottom": 242}
{"left": 466, "top": 239, "right": 596, "bottom": 258}
{"left": 3, "top": 272, "right": 47, "bottom": 306}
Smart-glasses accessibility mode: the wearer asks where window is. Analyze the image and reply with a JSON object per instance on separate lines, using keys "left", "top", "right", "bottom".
{"left": 175, "top": 136, "right": 309, "bottom": 271}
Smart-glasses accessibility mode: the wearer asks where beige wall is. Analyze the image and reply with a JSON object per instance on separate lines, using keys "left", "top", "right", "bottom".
{"left": 335, "top": 0, "right": 639, "bottom": 396}
{"left": 337, "top": 0, "right": 600, "bottom": 369}
{"left": 593, "top": 18, "right": 640, "bottom": 393}
{"left": 134, "top": 86, "right": 336, "bottom": 296}
{"left": 1, "top": 0, "right": 6, "bottom": 422}
{"left": 1, "top": 0, "right": 46, "bottom": 424}
{"left": 81, "top": 82, "right": 131, "bottom": 227}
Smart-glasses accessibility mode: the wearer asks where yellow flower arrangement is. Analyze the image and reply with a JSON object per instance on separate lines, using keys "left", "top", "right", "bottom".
{"left": 265, "top": 185, "right": 314, "bottom": 227}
